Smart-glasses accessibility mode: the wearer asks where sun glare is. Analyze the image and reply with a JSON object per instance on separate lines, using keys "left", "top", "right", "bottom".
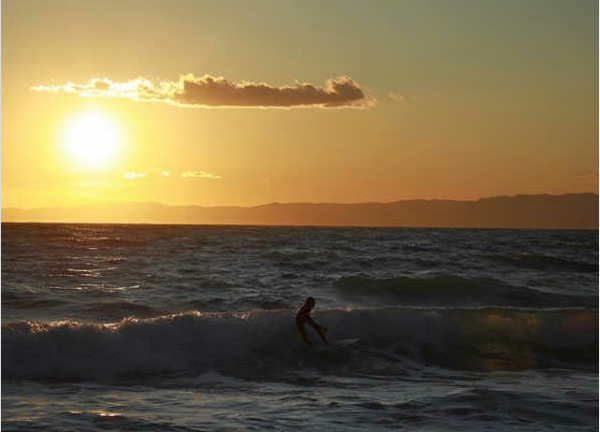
{"left": 65, "top": 112, "right": 121, "bottom": 168}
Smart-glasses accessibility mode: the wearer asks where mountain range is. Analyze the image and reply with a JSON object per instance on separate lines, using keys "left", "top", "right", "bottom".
{"left": 2, "top": 193, "right": 598, "bottom": 229}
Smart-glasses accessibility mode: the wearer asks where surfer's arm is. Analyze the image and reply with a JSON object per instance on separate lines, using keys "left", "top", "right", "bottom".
{"left": 306, "top": 317, "right": 328, "bottom": 343}
{"left": 306, "top": 316, "right": 325, "bottom": 331}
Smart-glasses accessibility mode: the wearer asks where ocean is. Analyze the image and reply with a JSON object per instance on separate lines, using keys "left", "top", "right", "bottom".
{"left": 2, "top": 223, "right": 598, "bottom": 431}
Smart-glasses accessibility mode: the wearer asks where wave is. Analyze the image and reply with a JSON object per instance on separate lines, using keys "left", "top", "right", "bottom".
{"left": 80, "top": 301, "right": 164, "bottom": 319}
{"left": 261, "top": 250, "right": 334, "bottom": 271}
{"left": 566, "top": 241, "right": 598, "bottom": 250}
{"left": 2, "top": 307, "right": 597, "bottom": 381}
{"left": 333, "top": 275, "right": 595, "bottom": 308}
{"left": 0, "top": 294, "right": 66, "bottom": 310}
{"left": 485, "top": 253, "right": 598, "bottom": 273}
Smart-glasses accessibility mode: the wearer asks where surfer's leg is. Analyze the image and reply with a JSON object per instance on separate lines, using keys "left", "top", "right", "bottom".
{"left": 297, "top": 322, "right": 312, "bottom": 348}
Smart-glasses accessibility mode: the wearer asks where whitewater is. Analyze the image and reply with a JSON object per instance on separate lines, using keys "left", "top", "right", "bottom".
{"left": 2, "top": 223, "right": 598, "bottom": 431}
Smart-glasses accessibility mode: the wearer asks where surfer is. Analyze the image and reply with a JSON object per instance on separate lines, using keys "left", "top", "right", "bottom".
{"left": 296, "top": 296, "right": 328, "bottom": 348}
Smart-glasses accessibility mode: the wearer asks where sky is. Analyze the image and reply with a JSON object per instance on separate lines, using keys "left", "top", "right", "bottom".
{"left": 1, "top": 0, "right": 598, "bottom": 209}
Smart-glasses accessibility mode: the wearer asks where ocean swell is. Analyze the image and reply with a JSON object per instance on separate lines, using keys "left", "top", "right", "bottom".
{"left": 333, "top": 275, "right": 595, "bottom": 308}
{"left": 485, "top": 253, "right": 598, "bottom": 273}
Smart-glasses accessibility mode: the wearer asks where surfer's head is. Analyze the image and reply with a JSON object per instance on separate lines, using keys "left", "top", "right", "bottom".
{"left": 306, "top": 296, "right": 315, "bottom": 309}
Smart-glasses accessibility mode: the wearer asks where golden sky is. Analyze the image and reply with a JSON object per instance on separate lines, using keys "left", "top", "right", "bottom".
{"left": 2, "top": 0, "right": 598, "bottom": 209}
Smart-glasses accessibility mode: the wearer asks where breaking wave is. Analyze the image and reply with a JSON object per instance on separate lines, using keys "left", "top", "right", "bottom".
{"left": 3, "top": 307, "right": 597, "bottom": 381}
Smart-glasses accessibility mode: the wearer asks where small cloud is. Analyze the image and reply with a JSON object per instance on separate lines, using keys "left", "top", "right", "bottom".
{"left": 31, "top": 74, "right": 374, "bottom": 109}
{"left": 93, "top": 80, "right": 110, "bottom": 90}
{"left": 123, "top": 172, "right": 147, "bottom": 180}
{"left": 181, "top": 171, "right": 222, "bottom": 179}
{"left": 571, "top": 173, "right": 599, "bottom": 182}
{"left": 388, "top": 91, "right": 405, "bottom": 102}
{"left": 122, "top": 169, "right": 176, "bottom": 180}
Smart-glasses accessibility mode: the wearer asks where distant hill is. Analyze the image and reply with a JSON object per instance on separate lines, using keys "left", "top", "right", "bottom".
{"left": 2, "top": 193, "right": 598, "bottom": 229}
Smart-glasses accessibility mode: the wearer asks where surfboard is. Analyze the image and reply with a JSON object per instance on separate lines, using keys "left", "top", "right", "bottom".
{"left": 315, "top": 338, "right": 359, "bottom": 351}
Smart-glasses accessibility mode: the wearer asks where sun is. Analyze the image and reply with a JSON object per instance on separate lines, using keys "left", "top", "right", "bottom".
{"left": 65, "top": 112, "right": 121, "bottom": 168}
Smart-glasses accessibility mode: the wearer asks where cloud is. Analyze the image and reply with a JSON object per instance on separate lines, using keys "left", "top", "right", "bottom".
{"left": 388, "top": 91, "right": 404, "bottom": 102}
{"left": 123, "top": 172, "right": 147, "bottom": 180}
{"left": 122, "top": 170, "right": 220, "bottom": 180}
{"left": 31, "top": 75, "right": 373, "bottom": 109}
{"left": 32, "top": 77, "right": 145, "bottom": 99}
{"left": 181, "top": 171, "right": 222, "bottom": 179}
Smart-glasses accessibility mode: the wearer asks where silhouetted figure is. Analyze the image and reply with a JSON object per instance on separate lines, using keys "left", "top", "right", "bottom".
{"left": 296, "top": 296, "right": 328, "bottom": 348}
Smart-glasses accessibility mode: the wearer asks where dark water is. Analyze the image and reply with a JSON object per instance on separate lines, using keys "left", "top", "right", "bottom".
{"left": 2, "top": 223, "right": 598, "bottom": 431}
